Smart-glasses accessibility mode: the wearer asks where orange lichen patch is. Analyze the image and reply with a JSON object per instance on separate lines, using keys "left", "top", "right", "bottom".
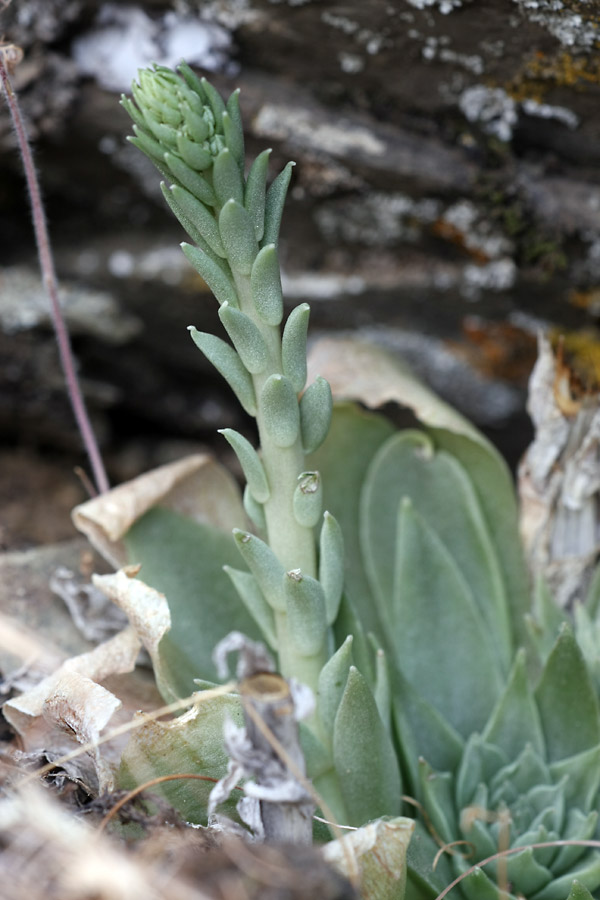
{"left": 503, "top": 49, "right": 600, "bottom": 103}
{"left": 430, "top": 220, "right": 490, "bottom": 264}
{"left": 459, "top": 317, "right": 538, "bottom": 383}
{"left": 568, "top": 287, "right": 600, "bottom": 314}
{"left": 549, "top": 330, "right": 600, "bottom": 414}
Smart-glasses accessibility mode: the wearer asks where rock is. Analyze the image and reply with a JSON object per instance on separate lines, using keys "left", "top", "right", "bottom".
{"left": 2, "top": 0, "right": 600, "bottom": 485}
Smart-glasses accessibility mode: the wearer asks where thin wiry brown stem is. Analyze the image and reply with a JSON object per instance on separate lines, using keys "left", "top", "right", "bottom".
{"left": 0, "top": 57, "right": 109, "bottom": 495}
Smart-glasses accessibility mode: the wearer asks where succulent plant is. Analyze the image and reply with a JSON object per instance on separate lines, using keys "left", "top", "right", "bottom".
{"left": 402, "top": 626, "right": 600, "bottom": 900}
{"left": 65, "top": 61, "right": 600, "bottom": 900}
{"left": 119, "top": 63, "right": 402, "bottom": 833}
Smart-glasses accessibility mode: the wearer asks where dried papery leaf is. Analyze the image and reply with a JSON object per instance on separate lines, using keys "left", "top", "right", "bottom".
{"left": 91, "top": 569, "right": 171, "bottom": 695}
{"left": 72, "top": 453, "right": 246, "bottom": 567}
{"left": 519, "top": 334, "right": 600, "bottom": 607}
{"left": 323, "top": 816, "right": 415, "bottom": 900}
{"left": 306, "top": 338, "right": 482, "bottom": 445}
{"left": 4, "top": 626, "right": 141, "bottom": 791}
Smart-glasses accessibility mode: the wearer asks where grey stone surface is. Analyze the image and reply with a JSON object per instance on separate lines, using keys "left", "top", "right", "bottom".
{"left": 2, "top": 0, "right": 599, "bottom": 478}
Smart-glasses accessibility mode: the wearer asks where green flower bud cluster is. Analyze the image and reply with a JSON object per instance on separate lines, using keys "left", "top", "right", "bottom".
{"left": 122, "top": 63, "right": 232, "bottom": 201}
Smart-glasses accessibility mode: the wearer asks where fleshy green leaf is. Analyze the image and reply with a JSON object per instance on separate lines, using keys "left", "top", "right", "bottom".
{"left": 213, "top": 147, "right": 244, "bottom": 207}
{"left": 218, "top": 303, "right": 269, "bottom": 374}
{"left": 550, "top": 745, "right": 600, "bottom": 811}
{"left": 219, "top": 428, "right": 270, "bottom": 503}
{"left": 532, "top": 856, "right": 600, "bottom": 900}
{"left": 332, "top": 593, "right": 374, "bottom": 686}
{"left": 333, "top": 666, "right": 401, "bottom": 827}
{"left": 224, "top": 89, "right": 244, "bottom": 167}
{"left": 318, "top": 635, "right": 354, "bottom": 744}
{"left": 243, "top": 484, "right": 266, "bottom": 533}
{"left": 299, "top": 376, "right": 333, "bottom": 454}
{"left": 188, "top": 328, "right": 257, "bottom": 416}
{"left": 418, "top": 759, "right": 456, "bottom": 845}
{"left": 245, "top": 149, "right": 271, "bottom": 242}
{"left": 233, "top": 530, "right": 286, "bottom": 611}
{"left": 251, "top": 243, "right": 284, "bottom": 325}
{"left": 553, "top": 808, "right": 599, "bottom": 874}
{"left": 391, "top": 500, "right": 502, "bottom": 737}
{"left": 282, "top": 303, "right": 310, "bottom": 393}
{"left": 181, "top": 243, "right": 238, "bottom": 307}
{"left": 284, "top": 570, "right": 327, "bottom": 657}
{"left": 124, "top": 508, "right": 261, "bottom": 697}
{"left": 201, "top": 76, "right": 227, "bottom": 123}
{"left": 309, "top": 403, "right": 394, "bottom": 638}
{"left": 260, "top": 374, "right": 300, "bottom": 448}
{"left": 292, "top": 471, "right": 322, "bottom": 528}
{"left": 262, "top": 161, "right": 295, "bottom": 247}
{"left": 527, "top": 576, "right": 568, "bottom": 672}
{"left": 360, "top": 430, "right": 511, "bottom": 675}
{"left": 483, "top": 649, "right": 545, "bottom": 760}
{"left": 306, "top": 337, "right": 530, "bottom": 647}
{"left": 391, "top": 672, "right": 464, "bottom": 791}
{"left": 223, "top": 567, "right": 276, "bottom": 648}
{"left": 429, "top": 429, "right": 530, "bottom": 648}
{"left": 218, "top": 199, "right": 258, "bottom": 274}
{"left": 164, "top": 153, "right": 217, "bottom": 207}
{"left": 535, "top": 624, "right": 600, "bottom": 762}
{"left": 175, "top": 134, "right": 213, "bottom": 171}
{"left": 319, "top": 511, "right": 345, "bottom": 625}
{"left": 161, "top": 182, "right": 217, "bottom": 252}
{"left": 406, "top": 820, "right": 452, "bottom": 900}
{"left": 119, "top": 690, "right": 242, "bottom": 824}
{"left": 373, "top": 645, "right": 392, "bottom": 734}
{"left": 169, "top": 184, "right": 225, "bottom": 257}
{"left": 566, "top": 881, "right": 596, "bottom": 900}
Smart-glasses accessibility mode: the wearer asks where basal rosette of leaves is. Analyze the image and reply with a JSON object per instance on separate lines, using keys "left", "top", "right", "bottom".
{"left": 403, "top": 631, "right": 600, "bottom": 900}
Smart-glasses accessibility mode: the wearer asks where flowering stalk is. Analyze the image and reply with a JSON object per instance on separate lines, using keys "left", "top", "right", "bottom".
{"left": 122, "top": 64, "right": 401, "bottom": 831}
{"left": 122, "top": 64, "right": 336, "bottom": 701}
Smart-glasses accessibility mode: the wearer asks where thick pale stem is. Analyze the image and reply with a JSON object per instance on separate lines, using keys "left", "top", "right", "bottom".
{"left": 233, "top": 272, "right": 316, "bottom": 576}
{"left": 233, "top": 271, "right": 325, "bottom": 698}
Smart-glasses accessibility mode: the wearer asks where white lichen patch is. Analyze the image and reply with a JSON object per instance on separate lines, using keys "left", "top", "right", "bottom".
{"left": 422, "top": 36, "right": 484, "bottom": 73}
{"left": 405, "top": 0, "right": 465, "bottom": 13}
{"left": 521, "top": 98, "right": 579, "bottom": 129}
{"left": 442, "top": 200, "right": 515, "bottom": 259}
{"left": 71, "top": 5, "right": 233, "bottom": 93}
{"left": 253, "top": 104, "right": 386, "bottom": 157}
{"left": 315, "top": 192, "right": 441, "bottom": 246}
{"left": 321, "top": 10, "right": 389, "bottom": 65}
{"left": 462, "top": 258, "right": 517, "bottom": 298}
{"left": 108, "top": 246, "right": 188, "bottom": 286}
{"left": 0, "top": 266, "right": 141, "bottom": 343}
{"left": 512, "top": 0, "right": 600, "bottom": 49}
{"left": 459, "top": 85, "right": 580, "bottom": 141}
{"left": 339, "top": 52, "right": 365, "bottom": 73}
{"left": 459, "top": 85, "right": 518, "bottom": 141}
{"left": 281, "top": 271, "right": 366, "bottom": 299}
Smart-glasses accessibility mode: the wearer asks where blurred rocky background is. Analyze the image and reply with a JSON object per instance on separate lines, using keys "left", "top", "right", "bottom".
{"left": 2, "top": 0, "right": 600, "bottom": 549}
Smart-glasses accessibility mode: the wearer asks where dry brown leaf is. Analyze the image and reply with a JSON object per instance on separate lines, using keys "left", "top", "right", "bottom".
{"left": 72, "top": 453, "right": 246, "bottom": 567}
{"left": 307, "top": 337, "right": 484, "bottom": 444}
{"left": 4, "top": 626, "right": 141, "bottom": 791}
{"left": 322, "top": 816, "right": 414, "bottom": 900}
{"left": 91, "top": 569, "right": 171, "bottom": 692}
